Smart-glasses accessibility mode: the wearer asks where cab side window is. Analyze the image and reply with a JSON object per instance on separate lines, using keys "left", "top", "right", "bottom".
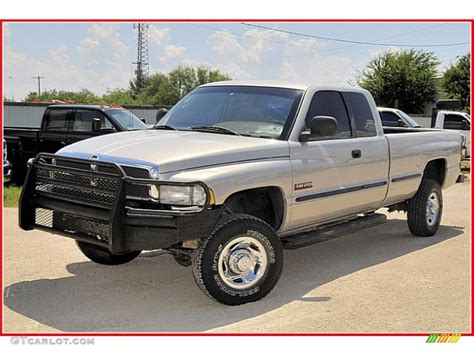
{"left": 345, "top": 92, "right": 377, "bottom": 137}
{"left": 72, "top": 110, "right": 116, "bottom": 132}
{"left": 43, "top": 109, "right": 72, "bottom": 132}
{"left": 305, "top": 91, "right": 352, "bottom": 139}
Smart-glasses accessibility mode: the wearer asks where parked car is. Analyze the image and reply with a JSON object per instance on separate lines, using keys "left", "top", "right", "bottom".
{"left": 377, "top": 107, "right": 421, "bottom": 128}
{"left": 19, "top": 82, "right": 464, "bottom": 305}
{"left": 4, "top": 104, "right": 148, "bottom": 183}
{"left": 432, "top": 110, "right": 470, "bottom": 158}
{"left": 3, "top": 139, "right": 12, "bottom": 183}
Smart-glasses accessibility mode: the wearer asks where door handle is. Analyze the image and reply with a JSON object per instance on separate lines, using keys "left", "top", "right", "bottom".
{"left": 352, "top": 149, "right": 362, "bottom": 159}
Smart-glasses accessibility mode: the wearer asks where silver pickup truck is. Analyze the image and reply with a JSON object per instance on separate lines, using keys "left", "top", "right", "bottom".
{"left": 19, "top": 81, "right": 463, "bottom": 305}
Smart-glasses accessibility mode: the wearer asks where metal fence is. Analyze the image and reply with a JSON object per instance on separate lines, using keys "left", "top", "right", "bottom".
{"left": 2, "top": 102, "right": 170, "bottom": 127}
{"left": 410, "top": 115, "right": 432, "bottom": 128}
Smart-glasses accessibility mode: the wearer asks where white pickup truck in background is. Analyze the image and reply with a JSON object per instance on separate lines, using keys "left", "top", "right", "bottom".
{"left": 378, "top": 107, "right": 422, "bottom": 128}
{"left": 432, "top": 110, "right": 470, "bottom": 157}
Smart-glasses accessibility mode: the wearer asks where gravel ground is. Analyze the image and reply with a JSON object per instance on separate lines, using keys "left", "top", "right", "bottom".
{"left": 3, "top": 178, "right": 471, "bottom": 333}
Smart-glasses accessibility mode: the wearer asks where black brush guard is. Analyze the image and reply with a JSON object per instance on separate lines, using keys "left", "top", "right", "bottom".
{"left": 19, "top": 153, "right": 221, "bottom": 254}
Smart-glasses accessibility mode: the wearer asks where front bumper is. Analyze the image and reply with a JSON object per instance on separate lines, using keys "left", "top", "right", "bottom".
{"left": 19, "top": 153, "right": 221, "bottom": 254}
{"left": 3, "top": 160, "right": 12, "bottom": 183}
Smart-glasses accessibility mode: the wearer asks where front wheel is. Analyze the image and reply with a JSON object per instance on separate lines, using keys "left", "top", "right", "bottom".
{"left": 192, "top": 214, "right": 283, "bottom": 306}
{"left": 407, "top": 179, "right": 443, "bottom": 237}
{"left": 76, "top": 241, "right": 141, "bottom": 265}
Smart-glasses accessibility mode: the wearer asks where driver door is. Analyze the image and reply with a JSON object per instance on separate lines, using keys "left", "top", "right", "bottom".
{"left": 289, "top": 91, "right": 365, "bottom": 228}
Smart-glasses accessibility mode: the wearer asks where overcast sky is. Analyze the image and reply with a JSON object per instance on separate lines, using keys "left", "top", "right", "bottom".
{"left": 3, "top": 22, "right": 471, "bottom": 101}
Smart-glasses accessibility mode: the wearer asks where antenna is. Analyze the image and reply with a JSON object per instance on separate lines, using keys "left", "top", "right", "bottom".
{"left": 133, "top": 23, "right": 150, "bottom": 92}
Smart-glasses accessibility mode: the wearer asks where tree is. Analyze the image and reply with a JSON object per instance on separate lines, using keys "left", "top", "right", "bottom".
{"left": 131, "top": 65, "right": 231, "bottom": 106}
{"left": 101, "top": 88, "right": 137, "bottom": 105}
{"left": 138, "top": 73, "right": 180, "bottom": 106}
{"left": 20, "top": 65, "right": 231, "bottom": 106}
{"left": 25, "top": 89, "right": 101, "bottom": 104}
{"left": 169, "top": 66, "right": 198, "bottom": 98}
{"left": 443, "top": 53, "right": 470, "bottom": 112}
{"left": 196, "top": 66, "right": 231, "bottom": 86}
{"left": 358, "top": 49, "right": 439, "bottom": 113}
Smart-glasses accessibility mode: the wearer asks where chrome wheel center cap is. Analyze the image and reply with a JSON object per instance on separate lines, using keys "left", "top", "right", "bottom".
{"left": 229, "top": 250, "right": 255, "bottom": 273}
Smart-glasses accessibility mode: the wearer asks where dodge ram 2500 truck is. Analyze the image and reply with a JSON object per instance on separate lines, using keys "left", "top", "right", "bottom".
{"left": 4, "top": 104, "right": 148, "bottom": 183}
{"left": 19, "top": 82, "right": 463, "bottom": 305}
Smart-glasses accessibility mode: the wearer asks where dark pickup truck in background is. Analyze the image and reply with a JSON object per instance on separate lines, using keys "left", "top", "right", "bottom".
{"left": 4, "top": 104, "right": 149, "bottom": 183}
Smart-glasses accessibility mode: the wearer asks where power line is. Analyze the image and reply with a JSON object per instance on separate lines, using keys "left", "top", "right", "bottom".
{"left": 192, "top": 23, "right": 467, "bottom": 68}
{"left": 191, "top": 23, "right": 325, "bottom": 51}
{"left": 248, "top": 24, "right": 452, "bottom": 67}
{"left": 241, "top": 23, "right": 470, "bottom": 48}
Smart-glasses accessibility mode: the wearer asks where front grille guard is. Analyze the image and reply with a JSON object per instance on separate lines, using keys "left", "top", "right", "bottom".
{"left": 19, "top": 153, "right": 212, "bottom": 254}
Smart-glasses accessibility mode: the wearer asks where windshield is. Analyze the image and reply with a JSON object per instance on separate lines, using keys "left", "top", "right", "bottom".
{"left": 397, "top": 110, "right": 421, "bottom": 127}
{"left": 158, "top": 86, "right": 304, "bottom": 139}
{"left": 106, "top": 109, "right": 148, "bottom": 130}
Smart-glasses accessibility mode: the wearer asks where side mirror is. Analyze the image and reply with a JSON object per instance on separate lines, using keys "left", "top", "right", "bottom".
{"left": 398, "top": 119, "right": 407, "bottom": 127}
{"left": 92, "top": 118, "right": 101, "bottom": 132}
{"left": 300, "top": 116, "right": 337, "bottom": 142}
{"left": 156, "top": 108, "right": 168, "bottom": 123}
{"left": 140, "top": 117, "right": 146, "bottom": 123}
{"left": 462, "top": 120, "right": 470, "bottom": 130}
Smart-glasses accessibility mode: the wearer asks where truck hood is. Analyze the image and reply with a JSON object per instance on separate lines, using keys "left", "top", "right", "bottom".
{"left": 57, "top": 130, "right": 290, "bottom": 174}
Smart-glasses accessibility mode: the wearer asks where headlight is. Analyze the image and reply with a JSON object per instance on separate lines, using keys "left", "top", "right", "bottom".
{"left": 157, "top": 184, "right": 207, "bottom": 206}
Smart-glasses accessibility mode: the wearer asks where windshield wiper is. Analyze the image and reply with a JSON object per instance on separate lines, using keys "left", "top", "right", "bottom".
{"left": 153, "top": 124, "right": 177, "bottom": 131}
{"left": 191, "top": 125, "right": 241, "bottom": 136}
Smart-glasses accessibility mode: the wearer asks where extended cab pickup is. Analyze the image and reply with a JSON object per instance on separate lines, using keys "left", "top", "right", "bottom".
{"left": 4, "top": 104, "right": 148, "bottom": 183}
{"left": 19, "top": 82, "right": 464, "bottom": 305}
{"left": 432, "top": 110, "right": 470, "bottom": 157}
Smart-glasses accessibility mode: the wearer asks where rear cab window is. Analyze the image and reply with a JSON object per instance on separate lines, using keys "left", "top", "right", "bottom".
{"left": 345, "top": 92, "right": 377, "bottom": 137}
{"left": 444, "top": 114, "right": 466, "bottom": 129}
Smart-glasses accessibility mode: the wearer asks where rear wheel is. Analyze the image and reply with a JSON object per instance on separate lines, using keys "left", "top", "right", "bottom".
{"left": 192, "top": 214, "right": 283, "bottom": 305}
{"left": 407, "top": 179, "right": 443, "bottom": 237}
{"left": 76, "top": 241, "right": 141, "bottom": 265}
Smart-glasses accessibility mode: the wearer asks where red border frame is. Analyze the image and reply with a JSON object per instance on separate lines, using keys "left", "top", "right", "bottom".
{"left": 0, "top": 18, "right": 472, "bottom": 337}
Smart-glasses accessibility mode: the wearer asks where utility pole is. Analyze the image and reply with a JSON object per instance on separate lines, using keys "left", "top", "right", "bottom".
{"left": 133, "top": 23, "right": 150, "bottom": 93}
{"left": 33, "top": 75, "right": 45, "bottom": 97}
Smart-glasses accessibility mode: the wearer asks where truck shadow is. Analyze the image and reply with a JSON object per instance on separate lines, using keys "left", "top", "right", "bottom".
{"left": 4, "top": 219, "right": 464, "bottom": 333}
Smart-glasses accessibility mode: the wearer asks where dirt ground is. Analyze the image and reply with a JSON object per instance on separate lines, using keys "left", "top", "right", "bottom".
{"left": 2, "top": 178, "right": 471, "bottom": 333}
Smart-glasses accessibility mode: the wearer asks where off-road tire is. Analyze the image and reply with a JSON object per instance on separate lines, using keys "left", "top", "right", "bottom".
{"left": 192, "top": 214, "right": 283, "bottom": 306}
{"left": 76, "top": 241, "right": 141, "bottom": 265}
{"left": 407, "top": 179, "right": 443, "bottom": 237}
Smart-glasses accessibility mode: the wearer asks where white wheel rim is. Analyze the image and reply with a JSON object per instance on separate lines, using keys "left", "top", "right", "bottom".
{"left": 426, "top": 192, "right": 440, "bottom": 226}
{"left": 217, "top": 235, "right": 268, "bottom": 290}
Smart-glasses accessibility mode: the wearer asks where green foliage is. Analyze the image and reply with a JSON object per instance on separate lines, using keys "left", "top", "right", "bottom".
{"left": 3, "top": 185, "right": 22, "bottom": 208}
{"left": 101, "top": 88, "right": 137, "bottom": 105}
{"left": 21, "top": 65, "right": 231, "bottom": 107}
{"left": 138, "top": 73, "right": 179, "bottom": 105}
{"left": 443, "top": 53, "right": 470, "bottom": 113}
{"left": 358, "top": 49, "right": 439, "bottom": 113}
{"left": 25, "top": 88, "right": 101, "bottom": 104}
